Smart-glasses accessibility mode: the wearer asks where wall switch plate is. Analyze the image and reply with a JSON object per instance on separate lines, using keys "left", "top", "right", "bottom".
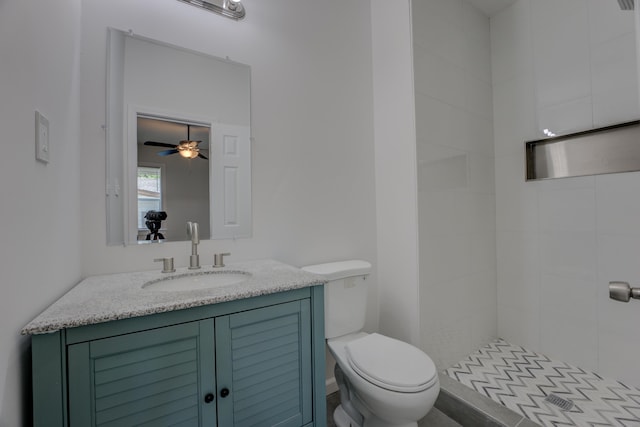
{"left": 35, "top": 111, "right": 50, "bottom": 163}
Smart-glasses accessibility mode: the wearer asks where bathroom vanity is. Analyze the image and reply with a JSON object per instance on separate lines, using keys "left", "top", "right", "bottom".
{"left": 22, "top": 260, "right": 326, "bottom": 427}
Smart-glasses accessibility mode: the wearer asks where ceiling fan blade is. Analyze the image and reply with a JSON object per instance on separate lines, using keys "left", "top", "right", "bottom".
{"left": 198, "top": 153, "right": 208, "bottom": 160}
{"left": 145, "top": 141, "right": 178, "bottom": 148}
{"left": 157, "top": 149, "right": 179, "bottom": 156}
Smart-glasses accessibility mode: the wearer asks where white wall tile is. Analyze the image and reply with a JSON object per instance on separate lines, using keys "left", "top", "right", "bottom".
{"left": 531, "top": 0, "right": 591, "bottom": 109}
{"left": 591, "top": 33, "right": 640, "bottom": 127}
{"left": 420, "top": 233, "right": 473, "bottom": 285}
{"left": 418, "top": 190, "right": 469, "bottom": 236}
{"left": 496, "top": 231, "right": 539, "bottom": 307}
{"left": 415, "top": 93, "right": 458, "bottom": 148}
{"left": 537, "top": 96, "right": 593, "bottom": 136}
{"left": 416, "top": 0, "right": 496, "bottom": 367}
{"left": 421, "top": 279, "right": 467, "bottom": 320}
{"left": 535, "top": 174, "right": 595, "bottom": 191}
{"left": 539, "top": 232, "right": 597, "bottom": 281}
{"left": 490, "top": 0, "right": 533, "bottom": 84}
{"left": 464, "top": 71, "right": 494, "bottom": 120}
{"left": 462, "top": 0, "right": 491, "bottom": 54}
{"left": 596, "top": 172, "right": 640, "bottom": 235}
{"left": 416, "top": 140, "right": 464, "bottom": 167}
{"left": 468, "top": 153, "right": 496, "bottom": 194}
{"left": 462, "top": 113, "right": 494, "bottom": 156}
{"left": 470, "top": 230, "right": 497, "bottom": 274}
{"left": 539, "top": 311, "right": 598, "bottom": 372}
{"left": 413, "top": 6, "right": 467, "bottom": 68}
{"left": 495, "top": 154, "right": 539, "bottom": 232}
{"left": 597, "top": 232, "right": 640, "bottom": 378}
{"left": 493, "top": 75, "right": 537, "bottom": 156}
{"left": 587, "top": 0, "right": 635, "bottom": 46}
{"left": 412, "top": 0, "right": 463, "bottom": 29}
{"left": 414, "top": 45, "right": 466, "bottom": 108}
{"left": 539, "top": 273, "right": 597, "bottom": 324}
{"left": 496, "top": 187, "right": 538, "bottom": 233}
{"left": 469, "top": 269, "right": 498, "bottom": 308}
{"left": 471, "top": 298, "right": 498, "bottom": 351}
{"left": 468, "top": 193, "right": 497, "bottom": 233}
{"left": 538, "top": 188, "right": 596, "bottom": 232}
{"left": 464, "top": 40, "right": 493, "bottom": 85}
{"left": 498, "top": 304, "right": 540, "bottom": 350}
{"left": 598, "top": 316, "right": 640, "bottom": 387}
{"left": 597, "top": 234, "right": 640, "bottom": 283}
{"left": 417, "top": 151, "right": 468, "bottom": 192}
{"left": 421, "top": 315, "right": 472, "bottom": 369}
{"left": 493, "top": 0, "right": 640, "bottom": 384}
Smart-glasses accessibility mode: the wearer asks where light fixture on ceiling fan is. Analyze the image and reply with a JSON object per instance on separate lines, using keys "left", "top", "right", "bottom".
{"left": 144, "top": 125, "right": 208, "bottom": 160}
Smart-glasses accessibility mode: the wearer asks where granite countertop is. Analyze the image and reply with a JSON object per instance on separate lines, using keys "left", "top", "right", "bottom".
{"left": 22, "top": 259, "right": 325, "bottom": 335}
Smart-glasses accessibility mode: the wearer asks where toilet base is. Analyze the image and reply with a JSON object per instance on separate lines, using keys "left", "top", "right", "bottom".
{"left": 334, "top": 402, "right": 420, "bottom": 427}
{"left": 362, "top": 417, "right": 418, "bottom": 427}
{"left": 334, "top": 404, "right": 361, "bottom": 427}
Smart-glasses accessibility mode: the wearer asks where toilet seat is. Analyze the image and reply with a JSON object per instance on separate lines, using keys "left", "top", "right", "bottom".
{"left": 345, "top": 333, "right": 437, "bottom": 393}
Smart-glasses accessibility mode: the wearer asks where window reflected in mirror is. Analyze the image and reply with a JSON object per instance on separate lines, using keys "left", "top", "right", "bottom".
{"left": 137, "top": 165, "right": 163, "bottom": 230}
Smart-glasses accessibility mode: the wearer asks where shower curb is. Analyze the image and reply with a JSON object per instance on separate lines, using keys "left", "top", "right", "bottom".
{"left": 435, "top": 374, "right": 541, "bottom": 427}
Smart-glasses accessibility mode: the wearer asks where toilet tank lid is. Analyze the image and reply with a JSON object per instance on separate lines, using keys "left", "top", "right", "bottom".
{"left": 301, "top": 260, "right": 372, "bottom": 281}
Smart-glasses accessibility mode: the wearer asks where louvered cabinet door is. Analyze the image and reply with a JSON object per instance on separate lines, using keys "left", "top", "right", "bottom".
{"left": 67, "top": 320, "right": 216, "bottom": 427}
{"left": 215, "top": 300, "right": 312, "bottom": 427}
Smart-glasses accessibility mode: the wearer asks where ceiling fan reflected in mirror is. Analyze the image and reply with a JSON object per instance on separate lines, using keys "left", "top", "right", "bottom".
{"left": 144, "top": 125, "right": 208, "bottom": 160}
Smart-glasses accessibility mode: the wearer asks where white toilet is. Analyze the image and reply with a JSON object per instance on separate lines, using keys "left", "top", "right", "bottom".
{"left": 302, "top": 260, "right": 440, "bottom": 427}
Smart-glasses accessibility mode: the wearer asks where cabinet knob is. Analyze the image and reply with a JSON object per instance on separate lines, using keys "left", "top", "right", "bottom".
{"left": 220, "top": 388, "right": 230, "bottom": 398}
{"left": 204, "top": 393, "right": 215, "bottom": 403}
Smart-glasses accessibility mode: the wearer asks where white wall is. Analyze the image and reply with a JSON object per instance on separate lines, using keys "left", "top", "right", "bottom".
{"left": 371, "top": 0, "right": 421, "bottom": 346}
{"left": 0, "top": 1, "right": 83, "bottom": 425}
{"left": 79, "top": 0, "right": 378, "bottom": 313}
{"left": 412, "top": 0, "right": 497, "bottom": 369}
{"left": 0, "top": 0, "right": 378, "bottom": 421}
{"left": 79, "top": 0, "right": 379, "bottom": 392}
{"left": 493, "top": 0, "right": 640, "bottom": 387}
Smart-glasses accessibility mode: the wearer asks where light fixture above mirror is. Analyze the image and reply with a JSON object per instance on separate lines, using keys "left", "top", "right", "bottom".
{"left": 177, "top": 0, "right": 246, "bottom": 20}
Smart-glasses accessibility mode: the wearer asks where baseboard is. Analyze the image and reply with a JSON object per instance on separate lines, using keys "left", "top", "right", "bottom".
{"left": 326, "top": 377, "right": 339, "bottom": 395}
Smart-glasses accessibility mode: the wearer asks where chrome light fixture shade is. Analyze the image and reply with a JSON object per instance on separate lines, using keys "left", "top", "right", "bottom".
{"left": 177, "top": 0, "right": 246, "bottom": 20}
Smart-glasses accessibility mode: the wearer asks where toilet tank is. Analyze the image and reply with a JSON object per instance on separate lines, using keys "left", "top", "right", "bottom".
{"left": 301, "top": 260, "right": 371, "bottom": 339}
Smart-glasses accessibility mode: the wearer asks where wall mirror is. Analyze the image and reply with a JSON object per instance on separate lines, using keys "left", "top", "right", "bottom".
{"left": 105, "top": 28, "right": 252, "bottom": 245}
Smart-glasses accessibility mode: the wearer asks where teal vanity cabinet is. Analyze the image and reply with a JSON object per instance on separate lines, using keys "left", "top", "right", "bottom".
{"left": 31, "top": 286, "right": 326, "bottom": 427}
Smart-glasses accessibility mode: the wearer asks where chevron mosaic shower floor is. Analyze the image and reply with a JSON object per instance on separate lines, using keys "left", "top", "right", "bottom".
{"left": 445, "top": 339, "right": 640, "bottom": 426}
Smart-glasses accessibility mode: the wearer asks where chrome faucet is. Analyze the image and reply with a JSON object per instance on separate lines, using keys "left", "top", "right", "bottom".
{"left": 186, "top": 221, "right": 201, "bottom": 269}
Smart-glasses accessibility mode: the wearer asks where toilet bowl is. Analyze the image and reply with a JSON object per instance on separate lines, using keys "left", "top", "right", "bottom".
{"left": 301, "top": 261, "right": 440, "bottom": 427}
{"left": 328, "top": 332, "right": 439, "bottom": 427}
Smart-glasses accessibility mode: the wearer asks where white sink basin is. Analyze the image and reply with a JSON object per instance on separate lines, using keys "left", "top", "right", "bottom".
{"left": 143, "top": 271, "right": 251, "bottom": 291}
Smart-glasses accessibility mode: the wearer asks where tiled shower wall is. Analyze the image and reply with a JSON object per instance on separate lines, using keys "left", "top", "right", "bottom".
{"left": 492, "top": 0, "right": 640, "bottom": 387}
{"left": 413, "top": 0, "right": 497, "bottom": 369}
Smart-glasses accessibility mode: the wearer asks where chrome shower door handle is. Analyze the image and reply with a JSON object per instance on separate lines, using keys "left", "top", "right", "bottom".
{"left": 609, "top": 281, "right": 640, "bottom": 302}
